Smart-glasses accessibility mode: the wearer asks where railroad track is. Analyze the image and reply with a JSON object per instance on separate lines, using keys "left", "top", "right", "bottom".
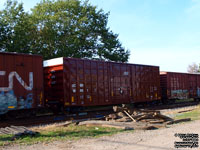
{"left": 0, "top": 101, "right": 199, "bottom": 128}
{"left": 0, "top": 110, "right": 113, "bottom": 128}
{"left": 146, "top": 101, "right": 200, "bottom": 110}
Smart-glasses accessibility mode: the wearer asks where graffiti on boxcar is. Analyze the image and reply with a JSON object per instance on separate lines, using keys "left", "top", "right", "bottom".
{"left": 171, "top": 90, "right": 189, "bottom": 99}
{"left": 0, "top": 71, "right": 33, "bottom": 91}
{"left": 0, "top": 71, "right": 34, "bottom": 114}
{"left": 18, "top": 93, "right": 33, "bottom": 109}
{"left": 197, "top": 87, "right": 200, "bottom": 97}
{"left": 0, "top": 90, "right": 17, "bottom": 114}
{"left": 0, "top": 91, "right": 33, "bottom": 114}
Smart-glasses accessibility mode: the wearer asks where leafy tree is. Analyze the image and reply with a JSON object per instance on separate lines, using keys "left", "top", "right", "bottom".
{"left": 30, "top": 0, "right": 130, "bottom": 61}
{"left": 0, "top": 20, "right": 7, "bottom": 50}
{"left": 0, "top": 0, "right": 130, "bottom": 62}
{"left": 0, "top": 0, "right": 35, "bottom": 53}
{"left": 187, "top": 63, "right": 200, "bottom": 73}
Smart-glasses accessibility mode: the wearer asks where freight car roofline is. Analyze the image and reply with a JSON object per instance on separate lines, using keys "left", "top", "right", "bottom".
{"left": 0, "top": 52, "right": 42, "bottom": 57}
{"left": 43, "top": 57, "right": 63, "bottom": 67}
{"left": 160, "top": 71, "right": 200, "bottom": 75}
{"left": 44, "top": 57, "right": 160, "bottom": 68}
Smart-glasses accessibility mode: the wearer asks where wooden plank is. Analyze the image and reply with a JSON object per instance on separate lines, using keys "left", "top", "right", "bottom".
{"left": 81, "top": 123, "right": 134, "bottom": 130}
{"left": 178, "top": 109, "right": 195, "bottom": 113}
{"left": 123, "top": 110, "right": 136, "bottom": 122}
{"left": 166, "top": 118, "right": 191, "bottom": 125}
{"left": 153, "top": 114, "right": 174, "bottom": 121}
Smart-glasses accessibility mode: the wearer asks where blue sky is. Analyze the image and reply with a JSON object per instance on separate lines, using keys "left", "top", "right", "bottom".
{"left": 1, "top": 0, "right": 200, "bottom": 72}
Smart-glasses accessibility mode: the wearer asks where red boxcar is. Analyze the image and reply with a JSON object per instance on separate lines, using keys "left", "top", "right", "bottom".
{"left": 0, "top": 52, "right": 44, "bottom": 114}
{"left": 44, "top": 57, "right": 161, "bottom": 107}
{"left": 160, "top": 71, "right": 200, "bottom": 100}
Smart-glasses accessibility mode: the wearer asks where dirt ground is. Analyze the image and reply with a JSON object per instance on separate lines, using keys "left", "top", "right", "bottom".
{"left": 2, "top": 120, "right": 200, "bottom": 150}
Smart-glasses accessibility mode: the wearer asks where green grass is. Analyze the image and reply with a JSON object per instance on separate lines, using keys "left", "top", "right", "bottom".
{"left": 175, "top": 98, "right": 194, "bottom": 103}
{"left": 174, "top": 106, "right": 200, "bottom": 121}
{"left": 0, "top": 125, "right": 124, "bottom": 147}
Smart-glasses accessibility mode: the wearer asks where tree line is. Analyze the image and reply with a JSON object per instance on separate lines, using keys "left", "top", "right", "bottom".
{"left": 187, "top": 63, "right": 200, "bottom": 73}
{"left": 0, "top": 0, "right": 130, "bottom": 62}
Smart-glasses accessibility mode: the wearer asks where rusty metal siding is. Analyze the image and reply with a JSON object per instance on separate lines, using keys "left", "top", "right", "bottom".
{"left": 188, "top": 74, "right": 199, "bottom": 98}
{"left": 44, "top": 64, "right": 64, "bottom": 106}
{"left": 0, "top": 52, "right": 43, "bottom": 114}
{"left": 110, "top": 63, "right": 132, "bottom": 104}
{"left": 133, "top": 65, "right": 161, "bottom": 102}
{"left": 160, "top": 73, "right": 167, "bottom": 99}
{"left": 44, "top": 57, "right": 161, "bottom": 107}
{"left": 62, "top": 58, "right": 112, "bottom": 106}
{"left": 197, "top": 75, "right": 200, "bottom": 97}
{"left": 166, "top": 72, "right": 189, "bottom": 99}
{"left": 160, "top": 72, "right": 200, "bottom": 100}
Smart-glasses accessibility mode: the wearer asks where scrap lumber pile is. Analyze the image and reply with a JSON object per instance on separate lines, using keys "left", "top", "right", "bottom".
{"left": 104, "top": 106, "right": 191, "bottom": 128}
{"left": 107, "top": 106, "right": 173, "bottom": 123}
{"left": 78, "top": 106, "right": 191, "bottom": 131}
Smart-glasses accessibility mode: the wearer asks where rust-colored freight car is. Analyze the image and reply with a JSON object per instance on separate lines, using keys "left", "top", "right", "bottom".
{"left": 44, "top": 57, "right": 161, "bottom": 108}
{"left": 160, "top": 72, "right": 200, "bottom": 100}
{"left": 0, "top": 52, "right": 44, "bottom": 114}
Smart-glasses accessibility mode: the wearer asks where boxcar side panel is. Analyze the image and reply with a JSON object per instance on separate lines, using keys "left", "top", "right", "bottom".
{"left": 167, "top": 72, "right": 189, "bottom": 99}
{"left": 134, "top": 66, "right": 160, "bottom": 102}
{"left": 110, "top": 63, "right": 132, "bottom": 104}
{"left": 63, "top": 58, "right": 112, "bottom": 106}
{"left": 0, "top": 52, "right": 43, "bottom": 115}
{"left": 130, "top": 65, "right": 136, "bottom": 102}
{"left": 45, "top": 57, "right": 161, "bottom": 107}
{"left": 159, "top": 72, "right": 200, "bottom": 100}
{"left": 197, "top": 75, "right": 200, "bottom": 98}
{"left": 188, "top": 74, "right": 197, "bottom": 98}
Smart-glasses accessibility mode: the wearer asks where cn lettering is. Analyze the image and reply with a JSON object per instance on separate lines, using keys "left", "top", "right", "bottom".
{"left": 0, "top": 71, "right": 33, "bottom": 91}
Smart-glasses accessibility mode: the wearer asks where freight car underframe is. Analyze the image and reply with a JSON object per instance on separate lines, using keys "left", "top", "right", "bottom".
{"left": 161, "top": 97, "right": 200, "bottom": 105}
{"left": 45, "top": 98, "right": 162, "bottom": 114}
{"left": 0, "top": 107, "right": 46, "bottom": 120}
{"left": 1, "top": 96, "right": 199, "bottom": 120}
{"left": 0, "top": 99, "right": 160, "bottom": 120}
